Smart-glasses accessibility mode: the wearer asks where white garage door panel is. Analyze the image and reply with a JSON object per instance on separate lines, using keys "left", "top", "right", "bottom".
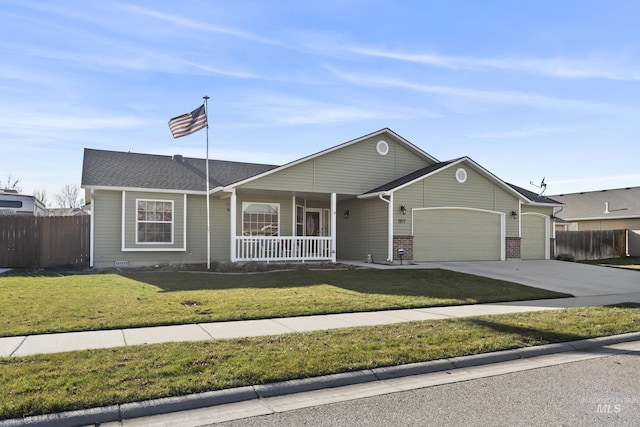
{"left": 521, "top": 214, "right": 547, "bottom": 260}
{"left": 413, "top": 209, "right": 502, "bottom": 261}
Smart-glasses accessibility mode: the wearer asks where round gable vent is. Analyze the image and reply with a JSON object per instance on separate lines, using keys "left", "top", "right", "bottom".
{"left": 376, "top": 140, "right": 389, "bottom": 156}
{"left": 455, "top": 168, "right": 467, "bottom": 183}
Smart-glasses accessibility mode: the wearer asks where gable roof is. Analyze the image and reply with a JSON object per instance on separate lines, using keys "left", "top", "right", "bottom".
{"left": 81, "top": 148, "right": 278, "bottom": 193}
{"left": 359, "top": 156, "right": 553, "bottom": 205}
{"left": 217, "top": 128, "right": 440, "bottom": 191}
{"left": 551, "top": 186, "right": 640, "bottom": 220}
{"left": 362, "top": 160, "right": 458, "bottom": 195}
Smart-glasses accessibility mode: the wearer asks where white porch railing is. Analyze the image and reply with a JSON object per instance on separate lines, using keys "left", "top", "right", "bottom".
{"left": 234, "top": 236, "right": 332, "bottom": 262}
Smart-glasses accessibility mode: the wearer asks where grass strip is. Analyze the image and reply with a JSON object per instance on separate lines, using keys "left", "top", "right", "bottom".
{"left": 0, "top": 269, "right": 569, "bottom": 337}
{"left": 581, "top": 256, "right": 640, "bottom": 271}
{"left": 1, "top": 304, "right": 638, "bottom": 420}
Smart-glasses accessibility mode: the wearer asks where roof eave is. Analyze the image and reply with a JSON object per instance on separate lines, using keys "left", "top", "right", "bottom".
{"left": 81, "top": 184, "right": 208, "bottom": 195}
{"left": 525, "top": 201, "right": 565, "bottom": 207}
{"left": 358, "top": 191, "right": 392, "bottom": 199}
{"left": 558, "top": 214, "right": 640, "bottom": 221}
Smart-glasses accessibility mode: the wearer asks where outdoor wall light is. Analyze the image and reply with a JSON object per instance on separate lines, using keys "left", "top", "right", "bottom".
{"left": 511, "top": 210, "right": 518, "bottom": 219}
{"left": 400, "top": 205, "right": 406, "bottom": 215}
{"left": 344, "top": 210, "right": 350, "bottom": 219}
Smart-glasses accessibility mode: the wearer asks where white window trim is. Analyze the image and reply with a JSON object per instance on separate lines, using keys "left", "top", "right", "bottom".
{"left": 322, "top": 208, "right": 331, "bottom": 237}
{"left": 136, "top": 198, "right": 175, "bottom": 245}
{"left": 295, "top": 204, "right": 305, "bottom": 236}
{"left": 121, "top": 192, "right": 187, "bottom": 252}
{"left": 242, "top": 202, "right": 281, "bottom": 236}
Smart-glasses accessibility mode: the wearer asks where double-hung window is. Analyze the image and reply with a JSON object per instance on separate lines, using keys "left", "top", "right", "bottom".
{"left": 242, "top": 202, "right": 279, "bottom": 236}
{"left": 136, "top": 199, "right": 174, "bottom": 243}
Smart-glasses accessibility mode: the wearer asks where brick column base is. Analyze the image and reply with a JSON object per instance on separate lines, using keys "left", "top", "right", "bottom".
{"left": 393, "top": 235, "right": 413, "bottom": 262}
{"left": 506, "top": 237, "right": 521, "bottom": 259}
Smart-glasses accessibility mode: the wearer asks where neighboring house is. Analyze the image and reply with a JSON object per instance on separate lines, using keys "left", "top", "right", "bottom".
{"left": 0, "top": 189, "right": 47, "bottom": 216}
{"left": 81, "top": 128, "right": 562, "bottom": 268}
{"left": 551, "top": 186, "right": 640, "bottom": 231}
{"left": 551, "top": 186, "right": 640, "bottom": 257}
{"left": 47, "top": 207, "right": 90, "bottom": 217}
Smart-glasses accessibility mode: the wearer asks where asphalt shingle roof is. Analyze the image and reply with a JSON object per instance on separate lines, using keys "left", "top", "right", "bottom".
{"left": 363, "top": 161, "right": 456, "bottom": 194}
{"left": 507, "top": 183, "right": 562, "bottom": 205}
{"left": 82, "top": 148, "right": 279, "bottom": 192}
{"left": 551, "top": 186, "right": 640, "bottom": 219}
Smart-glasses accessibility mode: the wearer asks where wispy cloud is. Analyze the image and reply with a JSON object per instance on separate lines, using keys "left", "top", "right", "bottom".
{"left": 470, "top": 127, "right": 564, "bottom": 139}
{"left": 0, "top": 107, "right": 147, "bottom": 132}
{"left": 347, "top": 46, "right": 640, "bottom": 81}
{"left": 231, "top": 94, "right": 442, "bottom": 126}
{"left": 327, "top": 66, "right": 639, "bottom": 114}
{"left": 2, "top": 41, "right": 259, "bottom": 79}
{"left": 118, "top": 4, "right": 290, "bottom": 49}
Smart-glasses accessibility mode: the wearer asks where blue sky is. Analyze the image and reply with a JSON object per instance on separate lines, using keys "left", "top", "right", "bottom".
{"left": 2, "top": 1, "right": 640, "bottom": 204}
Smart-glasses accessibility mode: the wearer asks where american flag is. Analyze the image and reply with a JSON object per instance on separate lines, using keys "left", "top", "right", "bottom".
{"left": 168, "top": 104, "right": 207, "bottom": 138}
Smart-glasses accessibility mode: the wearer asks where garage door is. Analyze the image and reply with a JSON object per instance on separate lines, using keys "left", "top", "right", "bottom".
{"left": 413, "top": 208, "right": 504, "bottom": 261}
{"left": 521, "top": 214, "right": 547, "bottom": 260}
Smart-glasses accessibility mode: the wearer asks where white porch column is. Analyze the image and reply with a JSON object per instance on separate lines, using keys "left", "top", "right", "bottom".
{"left": 331, "top": 192, "right": 337, "bottom": 263}
{"left": 388, "top": 193, "right": 394, "bottom": 263}
{"left": 229, "top": 190, "right": 237, "bottom": 262}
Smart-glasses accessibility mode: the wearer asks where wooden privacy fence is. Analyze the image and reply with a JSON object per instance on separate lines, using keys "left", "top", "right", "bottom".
{"left": 0, "top": 216, "right": 90, "bottom": 268}
{"left": 555, "top": 230, "right": 628, "bottom": 261}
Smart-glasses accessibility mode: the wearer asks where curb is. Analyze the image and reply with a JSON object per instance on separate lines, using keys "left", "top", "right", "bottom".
{"left": 2, "top": 332, "right": 639, "bottom": 427}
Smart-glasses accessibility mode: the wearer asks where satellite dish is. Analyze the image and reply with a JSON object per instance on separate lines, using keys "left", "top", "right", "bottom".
{"left": 529, "top": 177, "right": 547, "bottom": 196}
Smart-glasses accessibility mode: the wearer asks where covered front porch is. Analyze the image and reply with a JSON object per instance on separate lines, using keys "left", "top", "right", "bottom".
{"left": 226, "top": 191, "right": 339, "bottom": 263}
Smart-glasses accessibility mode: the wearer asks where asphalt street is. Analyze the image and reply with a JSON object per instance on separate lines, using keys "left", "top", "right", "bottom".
{"left": 212, "top": 353, "right": 640, "bottom": 427}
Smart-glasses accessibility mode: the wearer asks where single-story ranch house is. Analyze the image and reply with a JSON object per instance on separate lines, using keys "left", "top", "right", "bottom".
{"left": 81, "top": 128, "right": 562, "bottom": 268}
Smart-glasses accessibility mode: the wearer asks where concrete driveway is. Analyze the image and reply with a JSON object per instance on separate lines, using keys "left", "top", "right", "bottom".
{"left": 417, "top": 260, "right": 640, "bottom": 297}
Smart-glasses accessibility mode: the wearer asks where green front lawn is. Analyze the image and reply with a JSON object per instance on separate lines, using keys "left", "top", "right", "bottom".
{"left": 581, "top": 256, "right": 640, "bottom": 271}
{"left": 1, "top": 304, "right": 638, "bottom": 420}
{"left": 0, "top": 269, "right": 570, "bottom": 337}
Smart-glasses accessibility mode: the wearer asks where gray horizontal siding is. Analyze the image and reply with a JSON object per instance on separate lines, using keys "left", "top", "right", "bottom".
{"left": 93, "top": 190, "right": 221, "bottom": 267}
{"left": 239, "top": 135, "right": 433, "bottom": 195}
{"left": 337, "top": 198, "right": 388, "bottom": 262}
{"left": 393, "top": 164, "right": 520, "bottom": 237}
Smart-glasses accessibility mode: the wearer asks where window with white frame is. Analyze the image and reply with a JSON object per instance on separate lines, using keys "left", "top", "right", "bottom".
{"left": 322, "top": 208, "right": 330, "bottom": 236}
{"left": 296, "top": 205, "right": 304, "bottom": 236}
{"left": 136, "top": 199, "right": 174, "bottom": 243}
{"left": 242, "top": 202, "right": 279, "bottom": 236}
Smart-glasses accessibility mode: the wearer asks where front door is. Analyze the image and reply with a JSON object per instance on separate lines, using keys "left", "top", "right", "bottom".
{"left": 306, "top": 210, "right": 321, "bottom": 236}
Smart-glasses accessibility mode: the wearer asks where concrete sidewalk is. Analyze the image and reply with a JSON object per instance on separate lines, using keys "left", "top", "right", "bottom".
{"left": 2, "top": 292, "right": 640, "bottom": 358}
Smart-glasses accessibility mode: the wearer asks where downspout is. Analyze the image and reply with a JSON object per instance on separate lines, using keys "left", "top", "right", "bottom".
{"left": 90, "top": 189, "right": 94, "bottom": 268}
{"left": 378, "top": 194, "right": 393, "bottom": 263}
{"left": 552, "top": 205, "right": 564, "bottom": 222}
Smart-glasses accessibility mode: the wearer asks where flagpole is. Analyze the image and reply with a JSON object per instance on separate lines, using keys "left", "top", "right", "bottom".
{"left": 203, "top": 95, "right": 211, "bottom": 270}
